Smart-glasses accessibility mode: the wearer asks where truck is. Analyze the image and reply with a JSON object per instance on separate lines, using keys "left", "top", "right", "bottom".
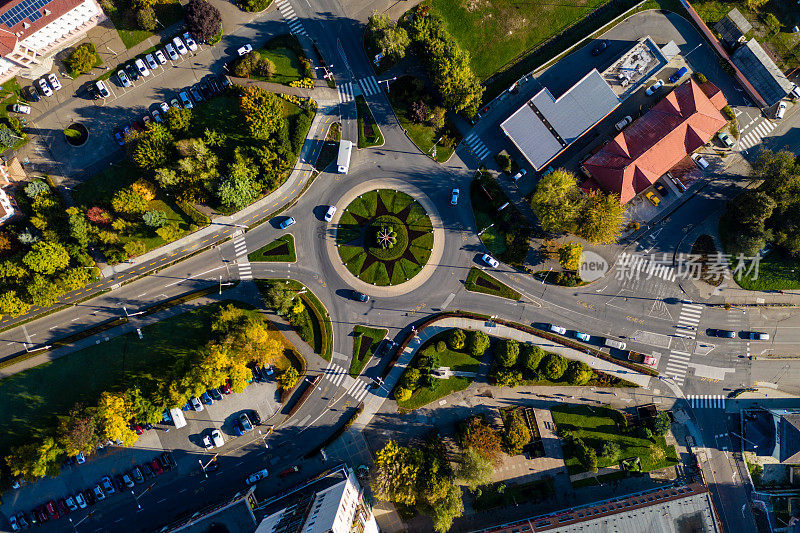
{"left": 169, "top": 408, "right": 187, "bottom": 429}
{"left": 337, "top": 140, "right": 352, "bottom": 174}
{"left": 628, "top": 351, "right": 656, "bottom": 366}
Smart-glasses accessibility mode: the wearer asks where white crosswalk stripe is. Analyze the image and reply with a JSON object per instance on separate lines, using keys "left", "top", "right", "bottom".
{"left": 358, "top": 76, "right": 380, "bottom": 96}
{"left": 663, "top": 302, "right": 704, "bottom": 385}
{"left": 337, "top": 82, "right": 355, "bottom": 103}
{"left": 626, "top": 255, "right": 678, "bottom": 282}
{"left": 739, "top": 118, "right": 776, "bottom": 149}
{"left": 463, "top": 132, "right": 490, "bottom": 161}
{"left": 275, "top": 0, "right": 307, "bottom": 36}
{"left": 687, "top": 395, "right": 726, "bottom": 409}
{"left": 347, "top": 380, "right": 371, "bottom": 403}
{"left": 324, "top": 361, "right": 348, "bottom": 387}
{"left": 233, "top": 236, "right": 252, "bottom": 280}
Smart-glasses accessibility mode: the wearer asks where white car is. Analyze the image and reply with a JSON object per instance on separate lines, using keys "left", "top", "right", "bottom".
{"left": 155, "top": 49, "right": 168, "bottom": 64}
{"left": 11, "top": 103, "right": 30, "bottom": 114}
{"left": 324, "top": 205, "right": 336, "bottom": 222}
{"left": 748, "top": 331, "right": 769, "bottom": 340}
{"left": 246, "top": 468, "right": 269, "bottom": 485}
{"left": 481, "top": 254, "right": 499, "bottom": 268}
{"left": 237, "top": 43, "right": 253, "bottom": 56}
{"left": 145, "top": 53, "right": 158, "bottom": 70}
{"left": 691, "top": 153, "right": 709, "bottom": 169}
{"left": 202, "top": 434, "right": 213, "bottom": 449}
{"left": 511, "top": 168, "right": 527, "bottom": 181}
{"left": 451, "top": 188, "right": 459, "bottom": 205}
{"left": 47, "top": 73, "right": 61, "bottom": 90}
{"left": 614, "top": 115, "right": 632, "bottom": 131}
{"left": 776, "top": 101, "right": 787, "bottom": 120}
{"left": 210, "top": 429, "right": 224, "bottom": 447}
{"left": 95, "top": 80, "right": 110, "bottom": 98}
{"left": 165, "top": 43, "right": 179, "bottom": 61}
{"left": 37, "top": 78, "right": 53, "bottom": 97}
{"left": 173, "top": 36, "right": 188, "bottom": 55}
{"left": 117, "top": 69, "right": 131, "bottom": 88}
{"left": 548, "top": 324, "right": 567, "bottom": 335}
{"left": 159, "top": 101, "right": 170, "bottom": 113}
{"left": 182, "top": 32, "right": 198, "bottom": 52}
{"left": 645, "top": 79, "right": 663, "bottom": 96}
{"left": 135, "top": 58, "right": 150, "bottom": 77}
{"left": 190, "top": 396, "right": 203, "bottom": 411}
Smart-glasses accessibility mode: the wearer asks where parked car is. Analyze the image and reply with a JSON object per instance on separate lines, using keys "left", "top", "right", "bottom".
{"left": 165, "top": 43, "right": 179, "bottom": 61}
{"left": 279, "top": 465, "right": 300, "bottom": 478}
{"left": 113, "top": 474, "right": 125, "bottom": 492}
{"left": 151, "top": 459, "right": 164, "bottom": 475}
{"left": 47, "top": 73, "right": 61, "bottom": 90}
{"left": 219, "top": 75, "right": 231, "bottom": 90}
{"left": 279, "top": 216, "right": 296, "bottom": 229}
{"left": 15, "top": 513, "right": 28, "bottom": 529}
{"left": 8, "top": 514, "right": 20, "bottom": 531}
{"left": 45, "top": 500, "right": 59, "bottom": 519}
{"left": 548, "top": 324, "right": 567, "bottom": 335}
{"left": 246, "top": 468, "right": 269, "bottom": 484}
{"left": 145, "top": 53, "right": 158, "bottom": 70}
{"left": 11, "top": 103, "right": 30, "bottom": 114}
{"left": 250, "top": 409, "right": 262, "bottom": 425}
{"left": 200, "top": 391, "right": 213, "bottom": 405}
{"left": 591, "top": 39, "right": 609, "bottom": 56}
{"left": 57, "top": 498, "right": 69, "bottom": 515}
{"left": 95, "top": 80, "right": 110, "bottom": 98}
{"left": 669, "top": 66, "right": 688, "bottom": 83}
{"left": 747, "top": 331, "right": 769, "bottom": 340}
{"left": 131, "top": 466, "right": 144, "bottom": 484}
{"left": 25, "top": 85, "right": 40, "bottom": 102}
{"left": 142, "top": 462, "right": 155, "bottom": 478}
{"left": 117, "top": 69, "right": 131, "bottom": 88}
{"left": 190, "top": 396, "right": 203, "bottom": 411}
{"left": 179, "top": 90, "right": 193, "bottom": 109}
{"left": 511, "top": 168, "right": 527, "bottom": 181}
{"left": 155, "top": 49, "right": 168, "bottom": 64}
{"left": 133, "top": 423, "right": 144, "bottom": 435}
{"left": 160, "top": 101, "right": 170, "bottom": 113}
{"left": 76, "top": 452, "right": 86, "bottom": 464}
{"left": 645, "top": 191, "right": 660, "bottom": 206}
{"left": 237, "top": 43, "right": 253, "bottom": 56}
{"left": 183, "top": 32, "right": 198, "bottom": 51}
{"left": 125, "top": 63, "right": 139, "bottom": 81}
{"left": 122, "top": 473, "right": 134, "bottom": 488}
{"left": 170, "top": 97, "right": 181, "bottom": 109}
{"left": 101, "top": 475, "right": 115, "bottom": 494}
{"left": 151, "top": 108, "right": 162, "bottom": 123}
{"left": 37, "top": 78, "right": 53, "bottom": 97}
{"left": 135, "top": 58, "right": 150, "bottom": 77}
{"left": 653, "top": 181, "right": 668, "bottom": 197}
{"left": 575, "top": 332, "right": 591, "bottom": 342}
{"left": 481, "top": 254, "right": 499, "bottom": 268}
{"left": 351, "top": 290, "right": 369, "bottom": 302}
{"left": 199, "top": 82, "right": 212, "bottom": 99}
{"left": 35, "top": 506, "right": 48, "bottom": 522}
{"left": 776, "top": 101, "right": 787, "bottom": 120}
{"left": 717, "top": 131, "right": 735, "bottom": 147}
{"left": 190, "top": 86, "right": 203, "bottom": 103}
{"left": 645, "top": 79, "right": 663, "bottom": 95}
{"left": 220, "top": 381, "right": 232, "bottom": 394}
{"left": 239, "top": 413, "right": 253, "bottom": 433}
{"left": 173, "top": 36, "right": 188, "bottom": 55}
{"left": 324, "top": 205, "right": 336, "bottom": 221}
{"left": 450, "top": 188, "right": 459, "bottom": 205}
{"left": 209, "top": 388, "right": 223, "bottom": 401}
{"left": 691, "top": 153, "right": 709, "bottom": 169}
{"left": 614, "top": 115, "right": 632, "bottom": 132}
{"left": 113, "top": 130, "right": 125, "bottom": 146}
{"left": 65, "top": 496, "right": 78, "bottom": 512}
{"left": 74, "top": 493, "right": 87, "bottom": 509}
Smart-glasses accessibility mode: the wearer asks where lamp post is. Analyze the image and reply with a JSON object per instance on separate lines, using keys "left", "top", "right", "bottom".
{"left": 199, "top": 453, "right": 218, "bottom": 478}
{"left": 219, "top": 275, "right": 233, "bottom": 295}
{"left": 130, "top": 482, "right": 155, "bottom": 509}
{"left": 123, "top": 306, "right": 144, "bottom": 317}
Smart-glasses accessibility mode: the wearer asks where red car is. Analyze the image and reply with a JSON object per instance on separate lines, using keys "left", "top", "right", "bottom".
{"left": 220, "top": 382, "right": 232, "bottom": 394}
{"left": 133, "top": 423, "right": 144, "bottom": 435}
{"left": 279, "top": 465, "right": 300, "bottom": 478}
{"left": 57, "top": 498, "right": 69, "bottom": 515}
{"left": 45, "top": 500, "right": 59, "bottom": 519}
{"left": 150, "top": 459, "right": 163, "bottom": 475}
{"left": 131, "top": 121, "right": 143, "bottom": 132}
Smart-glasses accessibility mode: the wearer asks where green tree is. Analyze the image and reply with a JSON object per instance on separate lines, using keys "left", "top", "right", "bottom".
{"left": 65, "top": 43, "right": 98, "bottom": 75}
{"left": 563, "top": 360, "right": 593, "bottom": 385}
{"left": 730, "top": 191, "right": 776, "bottom": 229}
{"left": 541, "top": 353, "right": 567, "bottom": 381}
{"left": 430, "top": 483, "right": 464, "bottom": 533}
{"left": 503, "top": 410, "right": 531, "bottom": 455}
{"left": 601, "top": 441, "right": 620, "bottom": 459}
{"left": 400, "top": 367, "right": 421, "bottom": 390}
{"left": 239, "top": 86, "right": 285, "bottom": 140}
{"left": 112, "top": 188, "right": 148, "bottom": 215}
{"left": 218, "top": 161, "right": 262, "bottom": 209}
{"left": 57, "top": 267, "right": 93, "bottom": 292}
{"left": 156, "top": 223, "right": 184, "bottom": 242}
{"left": 27, "top": 275, "right": 64, "bottom": 306}
{"left": 457, "top": 416, "right": 502, "bottom": 463}
{"left": 143, "top": 210, "right": 167, "bottom": 228}
{"left": 559, "top": 242, "right": 583, "bottom": 271}
{"left": 366, "top": 11, "right": 410, "bottom": 62}
{"left": 372, "top": 439, "right": 421, "bottom": 505}
{"left": 0, "top": 260, "right": 28, "bottom": 281}
{"left": 135, "top": 5, "right": 157, "bottom": 31}
{"left": 468, "top": 330, "right": 490, "bottom": 357}
{"left": 97, "top": 391, "right": 138, "bottom": 446}
{"left": 24, "top": 179, "right": 49, "bottom": 198}
{"left": 23, "top": 241, "right": 70, "bottom": 275}
{"left": 752, "top": 149, "right": 798, "bottom": 205}
{"left": 496, "top": 339, "right": 519, "bottom": 367}
{"left": 154, "top": 167, "right": 181, "bottom": 189}
{"left": 448, "top": 328, "right": 466, "bottom": 350}
{"left": 166, "top": 107, "right": 193, "bottom": 133}
{"left": 129, "top": 123, "right": 174, "bottom": 170}
{"left": 530, "top": 169, "right": 581, "bottom": 233}
{"left": 67, "top": 208, "right": 90, "bottom": 247}
{"left": 124, "top": 241, "right": 147, "bottom": 257}
{"left": 277, "top": 366, "right": 299, "bottom": 389}
{"left": 127, "top": 386, "right": 163, "bottom": 424}
{"left": 457, "top": 447, "right": 493, "bottom": 490}
{"left": 0, "top": 290, "right": 29, "bottom": 318}
{"left": 521, "top": 344, "right": 545, "bottom": 373}
{"left": 6, "top": 437, "right": 64, "bottom": 480}
{"left": 494, "top": 369, "right": 522, "bottom": 387}
{"left": 571, "top": 436, "right": 598, "bottom": 472}
{"left": 262, "top": 283, "right": 298, "bottom": 315}
{"left": 576, "top": 191, "right": 625, "bottom": 244}
{"left": 395, "top": 386, "right": 412, "bottom": 401}
{"left": 58, "top": 404, "right": 100, "bottom": 456}
{"left": 651, "top": 411, "right": 671, "bottom": 436}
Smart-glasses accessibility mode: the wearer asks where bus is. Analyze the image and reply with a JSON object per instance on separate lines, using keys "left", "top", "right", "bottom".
{"left": 337, "top": 140, "right": 352, "bottom": 174}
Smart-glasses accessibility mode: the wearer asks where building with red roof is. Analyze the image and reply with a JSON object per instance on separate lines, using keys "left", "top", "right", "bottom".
{"left": 583, "top": 79, "right": 728, "bottom": 204}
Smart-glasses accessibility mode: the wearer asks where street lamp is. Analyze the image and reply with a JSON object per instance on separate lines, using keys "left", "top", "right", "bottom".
{"left": 219, "top": 275, "right": 233, "bottom": 295}
{"left": 199, "top": 453, "right": 218, "bottom": 478}
{"left": 477, "top": 223, "right": 494, "bottom": 236}
{"left": 130, "top": 482, "right": 155, "bottom": 509}
{"left": 123, "top": 306, "right": 144, "bottom": 317}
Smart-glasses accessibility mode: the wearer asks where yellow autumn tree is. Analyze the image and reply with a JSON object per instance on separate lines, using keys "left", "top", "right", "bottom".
{"left": 97, "top": 391, "right": 138, "bottom": 447}
{"left": 130, "top": 178, "right": 157, "bottom": 201}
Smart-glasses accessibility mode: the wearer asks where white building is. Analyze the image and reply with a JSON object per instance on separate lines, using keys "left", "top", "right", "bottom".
{"left": 0, "top": 0, "right": 105, "bottom": 83}
{"left": 255, "top": 470, "right": 379, "bottom": 533}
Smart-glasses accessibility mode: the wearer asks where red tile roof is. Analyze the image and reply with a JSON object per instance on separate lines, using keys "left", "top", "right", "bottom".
{"left": 0, "top": 0, "right": 85, "bottom": 44}
{"left": 583, "top": 79, "right": 728, "bottom": 204}
{"left": 0, "top": 28, "right": 16, "bottom": 55}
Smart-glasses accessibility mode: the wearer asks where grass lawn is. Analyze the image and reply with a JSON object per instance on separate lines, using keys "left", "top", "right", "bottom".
{"left": 470, "top": 174, "right": 533, "bottom": 267}
{"left": 473, "top": 478, "right": 554, "bottom": 511}
{"left": 570, "top": 470, "right": 628, "bottom": 488}
{"left": 730, "top": 252, "right": 800, "bottom": 291}
{"left": 315, "top": 122, "right": 341, "bottom": 172}
{"left": 105, "top": 0, "right": 184, "bottom": 49}
{"left": 356, "top": 95, "right": 383, "bottom": 148}
{"left": 396, "top": 332, "right": 480, "bottom": 410}
{"left": 255, "top": 279, "right": 333, "bottom": 361}
{"left": 349, "top": 325, "right": 387, "bottom": 377}
{"left": 465, "top": 267, "right": 521, "bottom": 300}
{"left": 0, "top": 301, "right": 295, "bottom": 453}
{"left": 551, "top": 405, "right": 679, "bottom": 475}
{"left": 0, "top": 78, "right": 28, "bottom": 152}
{"left": 72, "top": 161, "right": 196, "bottom": 255}
{"left": 248, "top": 235, "right": 296, "bottom": 262}
{"left": 257, "top": 46, "right": 305, "bottom": 85}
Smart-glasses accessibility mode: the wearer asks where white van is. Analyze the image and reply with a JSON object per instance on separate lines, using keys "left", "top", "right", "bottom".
{"left": 604, "top": 338, "right": 626, "bottom": 350}
{"left": 169, "top": 408, "right": 186, "bottom": 429}
{"left": 337, "top": 140, "right": 352, "bottom": 174}
{"left": 776, "top": 101, "right": 788, "bottom": 120}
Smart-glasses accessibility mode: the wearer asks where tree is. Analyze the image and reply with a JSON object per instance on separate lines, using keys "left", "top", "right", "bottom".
{"left": 27, "top": 275, "right": 62, "bottom": 307}
{"left": 729, "top": 190, "right": 776, "bottom": 230}
{"left": 496, "top": 339, "right": 519, "bottom": 368}
{"left": 575, "top": 190, "right": 625, "bottom": 244}
{"left": 430, "top": 483, "right": 464, "bottom": 533}
{"left": 87, "top": 206, "right": 113, "bottom": 225}
{"left": 6, "top": 437, "right": 63, "bottom": 480}
{"left": 127, "top": 386, "right": 163, "bottom": 424}
{"left": 124, "top": 241, "right": 147, "bottom": 257}
{"left": 184, "top": 0, "right": 222, "bottom": 42}
{"left": 218, "top": 153, "right": 262, "bottom": 209}
{"left": 372, "top": 440, "right": 421, "bottom": 505}
{"left": 166, "top": 107, "right": 193, "bottom": 133}
{"left": 458, "top": 416, "right": 502, "bottom": 463}
{"left": 112, "top": 188, "right": 148, "bottom": 215}
{"left": 601, "top": 441, "right": 620, "bottom": 459}
{"left": 366, "top": 11, "right": 410, "bottom": 62}
{"left": 65, "top": 43, "right": 98, "bottom": 75}
{"left": 764, "top": 12, "right": 780, "bottom": 36}
{"left": 67, "top": 209, "right": 90, "bottom": 247}
{"left": 430, "top": 106, "right": 446, "bottom": 130}
{"left": 0, "top": 231, "right": 12, "bottom": 256}
{"left": 521, "top": 344, "right": 545, "bottom": 373}
{"left": 468, "top": 330, "right": 490, "bottom": 357}
{"left": 23, "top": 240, "right": 70, "bottom": 275}
{"left": 263, "top": 283, "right": 297, "bottom": 315}
{"left": 239, "top": 86, "right": 285, "bottom": 140}
{"left": 129, "top": 124, "right": 174, "bottom": 170}
{"left": 541, "top": 353, "right": 567, "bottom": 381}
{"left": 143, "top": 210, "right": 167, "bottom": 228}
{"left": 97, "top": 391, "right": 138, "bottom": 446}
{"left": 503, "top": 410, "right": 531, "bottom": 455}
{"left": 156, "top": 223, "right": 184, "bottom": 242}
{"left": 58, "top": 404, "right": 100, "bottom": 456}
{"left": 752, "top": 149, "right": 798, "bottom": 204}
{"left": 457, "top": 447, "right": 493, "bottom": 490}
{"left": 448, "top": 328, "right": 466, "bottom": 350}
{"left": 651, "top": 411, "right": 671, "bottom": 436}
{"left": 233, "top": 52, "right": 260, "bottom": 77}
{"left": 559, "top": 242, "right": 583, "bottom": 271}
{"left": 746, "top": 0, "right": 768, "bottom": 10}
{"left": 277, "top": 366, "right": 299, "bottom": 389}
{"left": 0, "top": 290, "right": 29, "bottom": 318}
{"left": 410, "top": 99, "right": 429, "bottom": 124}
{"left": 571, "top": 436, "right": 597, "bottom": 472}
{"left": 24, "top": 179, "right": 49, "bottom": 198}
{"left": 395, "top": 386, "right": 412, "bottom": 401}
{"left": 530, "top": 169, "right": 581, "bottom": 233}
{"left": 136, "top": 5, "right": 157, "bottom": 31}
{"left": 57, "top": 267, "right": 93, "bottom": 292}
{"left": 563, "top": 360, "right": 592, "bottom": 385}
{"left": 154, "top": 167, "right": 181, "bottom": 189}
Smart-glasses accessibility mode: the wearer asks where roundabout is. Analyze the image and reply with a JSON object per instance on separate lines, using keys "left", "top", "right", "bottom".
{"left": 326, "top": 179, "right": 445, "bottom": 296}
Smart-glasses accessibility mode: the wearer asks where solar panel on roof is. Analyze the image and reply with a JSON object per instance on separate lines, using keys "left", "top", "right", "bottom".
{"left": 0, "top": 0, "right": 54, "bottom": 28}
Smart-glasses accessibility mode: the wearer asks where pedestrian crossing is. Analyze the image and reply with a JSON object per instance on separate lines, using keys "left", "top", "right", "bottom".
{"left": 662, "top": 302, "right": 704, "bottom": 385}
{"left": 626, "top": 255, "right": 677, "bottom": 282}
{"left": 337, "top": 77, "right": 381, "bottom": 103}
{"left": 233, "top": 235, "right": 252, "bottom": 281}
{"left": 358, "top": 76, "right": 380, "bottom": 96}
{"left": 337, "top": 82, "right": 355, "bottom": 103}
{"left": 324, "top": 360, "right": 348, "bottom": 388}
{"left": 462, "top": 132, "right": 490, "bottom": 161}
{"left": 738, "top": 118, "right": 775, "bottom": 150}
{"left": 275, "top": 0, "right": 307, "bottom": 36}
{"left": 687, "top": 395, "right": 726, "bottom": 409}
{"left": 346, "top": 379, "right": 371, "bottom": 403}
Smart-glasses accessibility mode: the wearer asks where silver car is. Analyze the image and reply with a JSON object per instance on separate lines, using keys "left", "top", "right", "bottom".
{"left": 117, "top": 70, "right": 131, "bottom": 88}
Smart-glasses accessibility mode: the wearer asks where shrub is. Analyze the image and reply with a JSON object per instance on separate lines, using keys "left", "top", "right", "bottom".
{"left": 135, "top": 6, "right": 157, "bottom": 31}
{"left": 650, "top": 411, "right": 671, "bottom": 436}
{"left": 400, "top": 367, "right": 420, "bottom": 390}
{"left": 601, "top": 441, "right": 620, "bottom": 459}
{"left": 290, "top": 112, "right": 312, "bottom": 154}
{"left": 468, "top": 330, "right": 490, "bottom": 357}
{"left": 24, "top": 179, "right": 49, "bottom": 198}
{"left": 409, "top": 99, "right": 429, "bottom": 124}
{"left": 131, "top": 179, "right": 157, "bottom": 201}
{"left": 87, "top": 206, "right": 112, "bottom": 225}
{"left": 541, "top": 353, "right": 567, "bottom": 380}
{"left": 563, "top": 360, "right": 592, "bottom": 385}
{"left": 694, "top": 72, "right": 708, "bottom": 84}
{"left": 521, "top": 345, "right": 545, "bottom": 372}
{"left": 395, "top": 387, "right": 412, "bottom": 401}
{"left": 156, "top": 223, "right": 184, "bottom": 242}
{"left": 448, "top": 329, "right": 466, "bottom": 350}
{"left": 142, "top": 210, "right": 167, "bottom": 228}
{"left": 496, "top": 339, "right": 519, "bottom": 368}
{"left": 721, "top": 105, "right": 736, "bottom": 121}
{"left": 124, "top": 241, "right": 146, "bottom": 257}
{"left": 236, "top": 0, "right": 269, "bottom": 12}
{"left": 436, "top": 340, "right": 446, "bottom": 353}
{"left": 494, "top": 369, "right": 521, "bottom": 387}
{"left": 112, "top": 188, "right": 147, "bottom": 215}
{"left": 558, "top": 242, "right": 583, "bottom": 271}
{"left": 572, "top": 437, "right": 597, "bottom": 472}
{"left": 637, "top": 426, "right": 654, "bottom": 440}
{"left": 502, "top": 409, "right": 531, "bottom": 455}
{"left": 495, "top": 153, "right": 512, "bottom": 173}
{"left": 65, "top": 43, "right": 99, "bottom": 76}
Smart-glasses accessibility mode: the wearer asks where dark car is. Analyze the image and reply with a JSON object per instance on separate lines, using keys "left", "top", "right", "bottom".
{"left": 142, "top": 462, "right": 155, "bottom": 478}
{"left": 591, "top": 39, "right": 609, "bottom": 56}
{"left": 279, "top": 465, "right": 300, "bottom": 478}
{"left": 238, "top": 413, "right": 253, "bottom": 433}
{"left": 101, "top": 475, "right": 115, "bottom": 494}
{"left": 219, "top": 75, "right": 230, "bottom": 90}
{"left": 113, "top": 474, "right": 125, "bottom": 492}
{"left": 24, "top": 85, "right": 40, "bottom": 102}
{"left": 200, "top": 391, "right": 213, "bottom": 405}
{"left": 131, "top": 466, "right": 144, "bottom": 484}
{"left": 198, "top": 82, "right": 211, "bottom": 99}
{"left": 208, "top": 77, "right": 221, "bottom": 95}
{"left": 160, "top": 451, "right": 176, "bottom": 470}
{"left": 711, "top": 329, "right": 735, "bottom": 338}
{"left": 57, "top": 498, "right": 69, "bottom": 515}
{"left": 15, "top": 512, "right": 29, "bottom": 529}
{"left": 125, "top": 63, "right": 139, "bottom": 81}
{"left": 250, "top": 409, "right": 262, "bottom": 425}
{"left": 151, "top": 459, "right": 164, "bottom": 475}
{"left": 35, "top": 506, "right": 48, "bottom": 522}
{"left": 351, "top": 290, "right": 369, "bottom": 302}
{"left": 252, "top": 365, "right": 263, "bottom": 382}
{"left": 46, "top": 500, "right": 59, "bottom": 519}
{"left": 113, "top": 130, "right": 125, "bottom": 146}
{"left": 209, "top": 388, "right": 223, "bottom": 402}
{"left": 84, "top": 489, "right": 96, "bottom": 506}
{"left": 653, "top": 182, "right": 668, "bottom": 197}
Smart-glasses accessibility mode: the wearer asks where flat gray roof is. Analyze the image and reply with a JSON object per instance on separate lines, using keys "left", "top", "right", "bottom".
{"left": 500, "top": 69, "right": 619, "bottom": 170}
{"left": 731, "top": 39, "right": 793, "bottom": 106}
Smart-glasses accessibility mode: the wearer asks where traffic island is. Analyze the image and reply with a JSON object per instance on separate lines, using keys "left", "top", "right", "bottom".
{"left": 64, "top": 123, "right": 88, "bottom": 147}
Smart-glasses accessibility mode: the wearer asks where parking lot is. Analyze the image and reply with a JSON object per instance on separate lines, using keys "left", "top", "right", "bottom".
{"left": 0, "top": 378, "right": 280, "bottom": 527}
